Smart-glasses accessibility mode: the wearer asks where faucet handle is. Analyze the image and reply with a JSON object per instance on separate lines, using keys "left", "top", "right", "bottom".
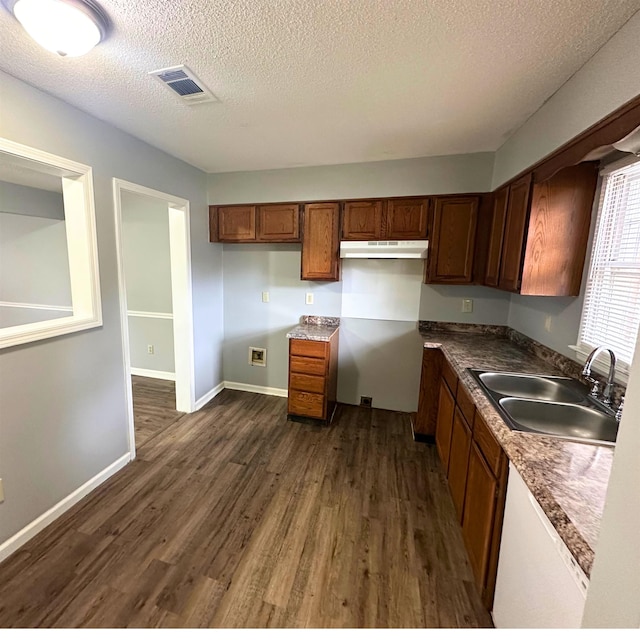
{"left": 584, "top": 376, "right": 600, "bottom": 398}
{"left": 615, "top": 396, "right": 625, "bottom": 422}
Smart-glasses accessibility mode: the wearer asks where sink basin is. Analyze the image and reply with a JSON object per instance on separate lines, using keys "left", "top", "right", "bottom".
{"left": 468, "top": 369, "right": 618, "bottom": 446}
{"left": 499, "top": 397, "right": 618, "bottom": 444}
{"left": 478, "top": 372, "right": 585, "bottom": 403}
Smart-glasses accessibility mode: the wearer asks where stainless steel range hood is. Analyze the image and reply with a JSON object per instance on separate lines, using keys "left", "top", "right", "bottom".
{"left": 339, "top": 240, "right": 428, "bottom": 259}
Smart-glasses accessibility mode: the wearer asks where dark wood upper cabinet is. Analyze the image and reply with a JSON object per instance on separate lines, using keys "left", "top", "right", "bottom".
{"left": 301, "top": 203, "right": 340, "bottom": 281}
{"left": 499, "top": 173, "right": 532, "bottom": 292}
{"left": 426, "top": 196, "right": 479, "bottom": 284}
{"left": 484, "top": 187, "right": 509, "bottom": 287}
{"left": 214, "top": 205, "right": 257, "bottom": 242}
{"left": 257, "top": 203, "right": 300, "bottom": 242}
{"left": 385, "top": 198, "right": 430, "bottom": 239}
{"left": 496, "top": 164, "right": 598, "bottom": 296}
{"left": 342, "top": 200, "right": 384, "bottom": 240}
{"left": 210, "top": 203, "right": 300, "bottom": 243}
{"left": 520, "top": 163, "right": 598, "bottom": 296}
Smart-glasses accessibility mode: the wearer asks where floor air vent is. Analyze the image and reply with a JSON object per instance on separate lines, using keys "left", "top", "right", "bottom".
{"left": 149, "top": 65, "right": 218, "bottom": 105}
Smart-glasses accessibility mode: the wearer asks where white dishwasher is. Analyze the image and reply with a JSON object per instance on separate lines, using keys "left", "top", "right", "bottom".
{"left": 492, "top": 464, "right": 589, "bottom": 628}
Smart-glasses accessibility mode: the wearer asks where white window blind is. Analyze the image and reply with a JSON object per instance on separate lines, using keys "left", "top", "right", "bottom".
{"left": 578, "top": 157, "right": 640, "bottom": 374}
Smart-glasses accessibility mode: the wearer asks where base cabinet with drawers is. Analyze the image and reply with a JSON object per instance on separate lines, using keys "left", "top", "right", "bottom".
{"left": 429, "top": 351, "right": 509, "bottom": 610}
{"left": 287, "top": 333, "right": 339, "bottom": 423}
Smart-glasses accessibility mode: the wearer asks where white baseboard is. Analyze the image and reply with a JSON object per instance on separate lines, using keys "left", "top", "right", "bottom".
{"left": 194, "top": 381, "right": 225, "bottom": 410}
{"left": 0, "top": 453, "right": 130, "bottom": 564}
{"left": 131, "top": 367, "right": 176, "bottom": 381}
{"left": 224, "top": 381, "right": 288, "bottom": 398}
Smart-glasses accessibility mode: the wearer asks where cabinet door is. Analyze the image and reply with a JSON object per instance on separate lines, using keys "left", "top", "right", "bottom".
{"left": 217, "top": 205, "right": 257, "bottom": 241}
{"left": 385, "top": 198, "right": 429, "bottom": 239}
{"left": 342, "top": 200, "right": 384, "bottom": 239}
{"left": 301, "top": 203, "right": 340, "bottom": 281}
{"left": 435, "top": 380, "right": 455, "bottom": 472}
{"left": 520, "top": 163, "right": 598, "bottom": 296}
{"left": 462, "top": 442, "right": 498, "bottom": 595}
{"left": 485, "top": 187, "right": 509, "bottom": 287}
{"left": 415, "top": 349, "right": 443, "bottom": 437}
{"left": 447, "top": 408, "right": 472, "bottom": 522}
{"left": 257, "top": 204, "right": 300, "bottom": 241}
{"left": 499, "top": 174, "right": 532, "bottom": 292}
{"left": 426, "top": 196, "right": 478, "bottom": 283}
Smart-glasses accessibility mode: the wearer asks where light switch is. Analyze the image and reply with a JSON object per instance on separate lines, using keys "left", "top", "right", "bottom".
{"left": 306, "top": 292, "right": 314, "bottom": 305}
{"left": 544, "top": 315, "right": 553, "bottom": 332}
{"left": 262, "top": 291, "right": 270, "bottom": 303}
{"left": 462, "top": 299, "right": 473, "bottom": 313}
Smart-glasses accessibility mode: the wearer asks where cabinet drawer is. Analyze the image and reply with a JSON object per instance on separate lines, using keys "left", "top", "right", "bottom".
{"left": 290, "top": 372, "right": 326, "bottom": 394}
{"left": 290, "top": 355, "right": 327, "bottom": 376}
{"left": 288, "top": 390, "right": 325, "bottom": 418}
{"left": 442, "top": 358, "right": 458, "bottom": 396}
{"left": 473, "top": 412, "right": 503, "bottom": 477}
{"left": 457, "top": 382, "right": 476, "bottom": 427}
{"left": 290, "top": 339, "right": 328, "bottom": 359}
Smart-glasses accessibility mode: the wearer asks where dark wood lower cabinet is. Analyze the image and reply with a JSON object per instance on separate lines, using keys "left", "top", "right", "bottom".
{"left": 423, "top": 349, "right": 509, "bottom": 611}
{"left": 287, "top": 333, "right": 339, "bottom": 423}
{"left": 435, "top": 380, "right": 455, "bottom": 470}
{"left": 447, "top": 409, "right": 472, "bottom": 522}
{"left": 462, "top": 442, "right": 498, "bottom": 589}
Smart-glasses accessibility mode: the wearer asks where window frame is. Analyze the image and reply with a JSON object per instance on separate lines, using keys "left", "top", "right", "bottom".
{"left": 0, "top": 137, "right": 102, "bottom": 349}
{"left": 572, "top": 154, "right": 640, "bottom": 384}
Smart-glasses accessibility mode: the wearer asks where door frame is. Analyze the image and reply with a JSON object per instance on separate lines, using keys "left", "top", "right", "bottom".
{"left": 112, "top": 178, "right": 196, "bottom": 459}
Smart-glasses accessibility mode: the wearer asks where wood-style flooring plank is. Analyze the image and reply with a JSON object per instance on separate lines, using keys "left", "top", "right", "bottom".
{"left": 0, "top": 382, "right": 492, "bottom": 629}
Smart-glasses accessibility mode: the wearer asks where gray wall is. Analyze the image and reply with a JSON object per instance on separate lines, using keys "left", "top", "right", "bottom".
{"left": 222, "top": 244, "right": 342, "bottom": 389}
{"left": 0, "top": 212, "right": 72, "bottom": 308}
{"left": 0, "top": 180, "right": 64, "bottom": 219}
{"left": 0, "top": 69, "right": 223, "bottom": 547}
{"left": 494, "top": 12, "right": 640, "bottom": 362}
{"left": 214, "top": 153, "right": 504, "bottom": 412}
{"left": 209, "top": 152, "right": 495, "bottom": 203}
{"left": 121, "top": 191, "right": 175, "bottom": 373}
{"left": 492, "top": 11, "right": 640, "bottom": 189}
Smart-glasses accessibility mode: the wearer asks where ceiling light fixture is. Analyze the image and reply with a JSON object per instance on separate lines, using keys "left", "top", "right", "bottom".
{"left": 4, "top": 0, "right": 109, "bottom": 57}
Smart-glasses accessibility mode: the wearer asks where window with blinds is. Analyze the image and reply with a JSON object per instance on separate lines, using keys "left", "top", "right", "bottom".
{"left": 578, "top": 157, "right": 640, "bottom": 374}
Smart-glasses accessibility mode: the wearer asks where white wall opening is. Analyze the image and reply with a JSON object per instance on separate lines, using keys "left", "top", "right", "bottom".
{"left": 113, "top": 179, "right": 195, "bottom": 459}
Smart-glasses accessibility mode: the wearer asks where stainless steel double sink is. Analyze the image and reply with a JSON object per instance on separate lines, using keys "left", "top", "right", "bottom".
{"left": 469, "top": 370, "right": 619, "bottom": 446}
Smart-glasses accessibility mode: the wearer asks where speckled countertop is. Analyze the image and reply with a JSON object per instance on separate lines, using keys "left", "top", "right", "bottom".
{"left": 286, "top": 315, "right": 340, "bottom": 341}
{"left": 420, "top": 327, "right": 614, "bottom": 578}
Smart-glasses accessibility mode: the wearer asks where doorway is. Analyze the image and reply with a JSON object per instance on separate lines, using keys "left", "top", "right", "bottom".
{"left": 113, "top": 179, "right": 195, "bottom": 459}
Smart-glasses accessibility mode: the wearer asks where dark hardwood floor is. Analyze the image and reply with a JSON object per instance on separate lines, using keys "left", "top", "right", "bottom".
{"left": 0, "top": 382, "right": 492, "bottom": 628}
{"left": 131, "top": 375, "right": 183, "bottom": 447}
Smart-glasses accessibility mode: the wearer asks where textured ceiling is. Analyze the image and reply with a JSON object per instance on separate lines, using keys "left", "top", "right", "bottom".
{"left": 1, "top": 0, "right": 639, "bottom": 173}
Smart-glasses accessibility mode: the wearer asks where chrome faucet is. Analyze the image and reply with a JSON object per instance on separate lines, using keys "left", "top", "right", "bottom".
{"left": 582, "top": 346, "right": 616, "bottom": 406}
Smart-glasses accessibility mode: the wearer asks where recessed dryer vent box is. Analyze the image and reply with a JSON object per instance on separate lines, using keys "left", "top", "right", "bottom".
{"left": 249, "top": 347, "right": 267, "bottom": 367}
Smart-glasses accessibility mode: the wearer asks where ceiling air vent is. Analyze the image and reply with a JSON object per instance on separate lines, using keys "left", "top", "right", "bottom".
{"left": 149, "top": 65, "right": 218, "bottom": 105}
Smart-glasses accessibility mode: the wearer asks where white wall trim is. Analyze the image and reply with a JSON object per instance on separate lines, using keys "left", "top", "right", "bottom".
{"left": 0, "top": 137, "right": 102, "bottom": 350}
{"left": 194, "top": 381, "right": 225, "bottom": 410}
{"left": 130, "top": 367, "right": 176, "bottom": 381}
{"left": 127, "top": 310, "right": 174, "bottom": 320}
{"left": 0, "top": 301, "right": 73, "bottom": 312}
{"left": 113, "top": 178, "right": 196, "bottom": 462}
{"left": 224, "top": 381, "right": 288, "bottom": 398}
{"left": 0, "top": 453, "right": 129, "bottom": 564}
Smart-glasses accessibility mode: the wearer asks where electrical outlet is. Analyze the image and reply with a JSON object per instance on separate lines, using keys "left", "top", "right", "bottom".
{"left": 0, "top": 478, "right": 4, "bottom": 504}
{"left": 360, "top": 396, "right": 372, "bottom": 408}
{"left": 262, "top": 291, "right": 270, "bottom": 303}
{"left": 147, "top": 344, "right": 154, "bottom": 355}
{"left": 462, "top": 298, "right": 473, "bottom": 313}
{"left": 305, "top": 292, "right": 314, "bottom": 305}
{"left": 544, "top": 315, "right": 553, "bottom": 332}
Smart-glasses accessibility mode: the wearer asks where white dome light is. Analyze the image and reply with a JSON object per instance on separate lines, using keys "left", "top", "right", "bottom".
{"left": 9, "top": 0, "right": 108, "bottom": 57}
